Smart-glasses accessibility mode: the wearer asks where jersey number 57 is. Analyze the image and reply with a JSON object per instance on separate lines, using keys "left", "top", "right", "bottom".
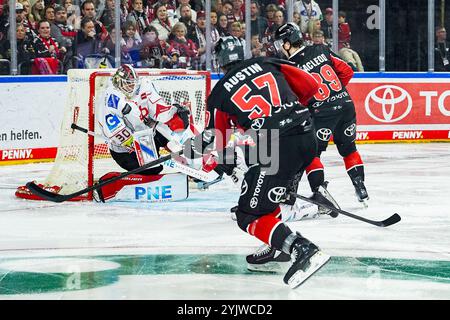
{"left": 231, "top": 73, "right": 281, "bottom": 120}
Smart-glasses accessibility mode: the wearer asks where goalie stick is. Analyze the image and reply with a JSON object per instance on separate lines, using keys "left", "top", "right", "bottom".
{"left": 26, "top": 151, "right": 182, "bottom": 203}
{"left": 290, "top": 192, "right": 401, "bottom": 227}
{"left": 71, "top": 123, "right": 220, "bottom": 183}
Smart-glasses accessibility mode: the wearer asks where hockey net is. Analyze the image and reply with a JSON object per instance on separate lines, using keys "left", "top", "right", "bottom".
{"left": 16, "top": 68, "right": 211, "bottom": 201}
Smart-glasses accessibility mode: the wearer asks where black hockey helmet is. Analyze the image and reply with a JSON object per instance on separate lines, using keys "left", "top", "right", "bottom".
{"left": 214, "top": 36, "right": 244, "bottom": 70}
{"left": 274, "top": 22, "right": 303, "bottom": 52}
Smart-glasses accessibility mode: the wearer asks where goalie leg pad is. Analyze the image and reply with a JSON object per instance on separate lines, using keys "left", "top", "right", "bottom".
{"left": 97, "top": 172, "right": 188, "bottom": 202}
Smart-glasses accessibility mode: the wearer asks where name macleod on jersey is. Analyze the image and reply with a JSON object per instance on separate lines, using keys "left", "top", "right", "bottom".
{"left": 299, "top": 53, "right": 328, "bottom": 72}
{"left": 223, "top": 63, "right": 264, "bottom": 92}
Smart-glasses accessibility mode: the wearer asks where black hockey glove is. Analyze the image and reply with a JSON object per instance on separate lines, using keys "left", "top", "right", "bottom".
{"left": 214, "top": 149, "right": 237, "bottom": 176}
{"left": 173, "top": 103, "right": 190, "bottom": 129}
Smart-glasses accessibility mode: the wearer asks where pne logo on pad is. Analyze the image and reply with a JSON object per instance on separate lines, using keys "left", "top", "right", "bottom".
{"left": 135, "top": 185, "right": 172, "bottom": 200}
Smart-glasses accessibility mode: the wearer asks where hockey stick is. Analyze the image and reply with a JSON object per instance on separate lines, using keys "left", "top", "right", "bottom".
{"left": 71, "top": 123, "right": 104, "bottom": 138}
{"left": 290, "top": 192, "right": 401, "bottom": 227}
{"left": 26, "top": 151, "right": 182, "bottom": 203}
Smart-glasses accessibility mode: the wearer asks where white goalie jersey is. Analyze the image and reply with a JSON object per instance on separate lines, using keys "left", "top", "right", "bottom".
{"left": 99, "top": 78, "right": 180, "bottom": 153}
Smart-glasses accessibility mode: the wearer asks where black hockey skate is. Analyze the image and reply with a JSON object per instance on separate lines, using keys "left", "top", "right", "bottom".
{"left": 246, "top": 244, "right": 291, "bottom": 272}
{"left": 283, "top": 233, "right": 330, "bottom": 289}
{"left": 352, "top": 176, "right": 369, "bottom": 203}
{"left": 312, "top": 182, "right": 340, "bottom": 218}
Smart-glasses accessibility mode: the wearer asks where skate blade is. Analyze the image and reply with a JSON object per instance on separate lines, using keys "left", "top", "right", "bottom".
{"left": 287, "top": 252, "right": 331, "bottom": 289}
{"left": 247, "top": 262, "right": 289, "bottom": 273}
{"left": 356, "top": 194, "right": 370, "bottom": 208}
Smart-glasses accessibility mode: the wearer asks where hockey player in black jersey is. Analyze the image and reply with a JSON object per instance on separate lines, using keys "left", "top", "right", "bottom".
{"left": 274, "top": 22, "right": 369, "bottom": 204}
{"left": 183, "top": 36, "right": 331, "bottom": 288}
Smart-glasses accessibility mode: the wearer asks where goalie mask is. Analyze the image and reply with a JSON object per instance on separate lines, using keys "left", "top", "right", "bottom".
{"left": 274, "top": 23, "right": 303, "bottom": 53}
{"left": 215, "top": 36, "right": 244, "bottom": 70}
{"left": 112, "top": 64, "right": 139, "bottom": 98}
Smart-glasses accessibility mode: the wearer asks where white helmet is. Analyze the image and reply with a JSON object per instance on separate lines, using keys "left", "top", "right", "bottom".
{"left": 112, "top": 64, "right": 139, "bottom": 98}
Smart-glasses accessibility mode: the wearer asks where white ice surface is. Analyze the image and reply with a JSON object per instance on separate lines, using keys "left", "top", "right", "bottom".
{"left": 0, "top": 143, "right": 449, "bottom": 299}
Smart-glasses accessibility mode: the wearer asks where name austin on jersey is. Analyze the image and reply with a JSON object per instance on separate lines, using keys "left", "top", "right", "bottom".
{"left": 223, "top": 63, "right": 264, "bottom": 92}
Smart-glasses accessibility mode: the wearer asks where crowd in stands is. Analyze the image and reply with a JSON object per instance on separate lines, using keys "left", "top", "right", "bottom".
{"left": 0, "top": 0, "right": 446, "bottom": 74}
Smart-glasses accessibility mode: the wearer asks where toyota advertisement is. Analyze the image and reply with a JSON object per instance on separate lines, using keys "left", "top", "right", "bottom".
{"left": 347, "top": 79, "right": 450, "bottom": 142}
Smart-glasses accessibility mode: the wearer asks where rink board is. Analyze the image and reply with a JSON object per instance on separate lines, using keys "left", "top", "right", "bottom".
{"left": 0, "top": 73, "right": 449, "bottom": 165}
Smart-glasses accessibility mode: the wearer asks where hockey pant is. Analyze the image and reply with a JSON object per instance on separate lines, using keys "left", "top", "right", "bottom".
{"left": 234, "top": 127, "right": 317, "bottom": 251}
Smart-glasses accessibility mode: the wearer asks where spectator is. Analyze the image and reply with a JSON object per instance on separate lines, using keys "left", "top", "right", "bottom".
{"left": 222, "top": 1, "right": 235, "bottom": 25}
{"left": 149, "top": 0, "right": 176, "bottom": 21}
{"left": 434, "top": 26, "right": 450, "bottom": 71}
{"left": 231, "top": 0, "right": 243, "bottom": 22}
{"left": 294, "top": 0, "right": 322, "bottom": 33}
{"left": 265, "top": 3, "right": 278, "bottom": 27}
{"left": 189, "top": 0, "right": 203, "bottom": 12}
{"left": 44, "top": 5, "right": 55, "bottom": 24}
{"left": 175, "top": 0, "right": 196, "bottom": 22}
{"left": 217, "top": 14, "right": 229, "bottom": 36}
{"left": 192, "top": 11, "right": 219, "bottom": 69}
{"left": 120, "top": 0, "right": 129, "bottom": 23}
{"left": 32, "top": 19, "right": 66, "bottom": 74}
{"left": 74, "top": 16, "right": 105, "bottom": 64}
{"left": 210, "top": 10, "right": 218, "bottom": 28}
{"left": 178, "top": 3, "right": 196, "bottom": 41}
{"left": 168, "top": 22, "right": 197, "bottom": 69}
{"left": 31, "top": 0, "right": 45, "bottom": 23}
{"left": 293, "top": 11, "right": 301, "bottom": 29}
{"left": 250, "top": 33, "right": 265, "bottom": 57}
{"left": 339, "top": 45, "right": 364, "bottom": 72}
{"left": 1, "top": 3, "right": 36, "bottom": 42}
{"left": 213, "top": 0, "right": 223, "bottom": 14}
{"left": 138, "top": 25, "right": 171, "bottom": 68}
{"left": 312, "top": 29, "right": 324, "bottom": 45}
{"left": 338, "top": 11, "right": 351, "bottom": 50}
{"left": 264, "top": 9, "right": 284, "bottom": 38}
{"left": 64, "top": 0, "right": 81, "bottom": 29}
{"left": 122, "top": 20, "right": 142, "bottom": 64}
{"left": 51, "top": 5, "right": 77, "bottom": 71}
{"left": 303, "top": 18, "right": 321, "bottom": 45}
{"left": 321, "top": 7, "right": 333, "bottom": 46}
{"left": 230, "top": 21, "right": 243, "bottom": 39}
{"left": 250, "top": 1, "right": 268, "bottom": 40}
{"left": 78, "top": 0, "right": 109, "bottom": 42}
{"left": 94, "top": 0, "right": 106, "bottom": 20}
{"left": 99, "top": 0, "right": 116, "bottom": 31}
{"left": 127, "top": 0, "right": 151, "bottom": 37}
{"left": 150, "top": 3, "right": 175, "bottom": 41}
{"left": 102, "top": 26, "right": 132, "bottom": 64}
{"left": 19, "top": 0, "right": 36, "bottom": 30}
{"left": 18, "top": 2, "right": 36, "bottom": 37}
{"left": 0, "top": 24, "right": 35, "bottom": 74}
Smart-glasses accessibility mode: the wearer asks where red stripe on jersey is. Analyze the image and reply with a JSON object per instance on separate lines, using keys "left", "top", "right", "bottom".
{"left": 330, "top": 54, "right": 354, "bottom": 87}
{"left": 306, "top": 157, "right": 324, "bottom": 175}
{"left": 247, "top": 207, "right": 282, "bottom": 245}
{"left": 279, "top": 64, "right": 319, "bottom": 106}
{"left": 343, "top": 151, "right": 363, "bottom": 171}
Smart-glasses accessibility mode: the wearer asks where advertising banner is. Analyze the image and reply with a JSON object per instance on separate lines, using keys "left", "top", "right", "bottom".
{"left": 0, "top": 75, "right": 449, "bottom": 165}
{"left": 348, "top": 78, "right": 450, "bottom": 142}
